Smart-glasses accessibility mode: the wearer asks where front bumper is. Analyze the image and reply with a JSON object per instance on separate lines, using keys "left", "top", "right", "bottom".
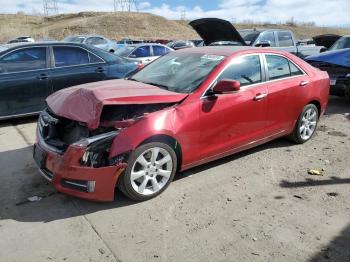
{"left": 34, "top": 129, "right": 126, "bottom": 202}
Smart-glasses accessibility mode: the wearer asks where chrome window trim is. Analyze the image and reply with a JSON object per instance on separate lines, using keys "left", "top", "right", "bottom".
{"left": 52, "top": 45, "right": 106, "bottom": 69}
{"left": 0, "top": 46, "right": 49, "bottom": 74}
{"left": 201, "top": 52, "right": 307, "bottom": 99}
{"left": 0, "top": 44, "right": 106, "bottom": 75}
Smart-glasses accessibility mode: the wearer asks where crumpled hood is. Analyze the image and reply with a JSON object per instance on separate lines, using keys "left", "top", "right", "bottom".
{"left": 46, "top": 79, "right": 188, "bottom": 129}
{"left": 306, "top": 48, "right": 350, "bottom": 68}
{"left": 189, "top": 18, "right": 246, "bottom": 46}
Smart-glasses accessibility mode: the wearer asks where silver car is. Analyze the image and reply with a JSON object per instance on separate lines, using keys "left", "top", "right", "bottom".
{"left": 63, "top": 35, "right": 118, "bottom": 53}
{"left": 115, "top": 43, "right": 173, "bottom": 64}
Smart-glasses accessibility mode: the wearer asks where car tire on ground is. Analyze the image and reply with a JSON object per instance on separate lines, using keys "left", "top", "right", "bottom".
{"left": 118, "top": 142, "right": 177, "bottom": 201}
{"left": 289, "top": 104, "right": 319, "bottom": 144}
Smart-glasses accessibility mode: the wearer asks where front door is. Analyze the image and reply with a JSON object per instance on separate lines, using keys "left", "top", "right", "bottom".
{"left": 0, "top": 46, "right": 50, "bottom": 118}
{"left": 199, "top": 54, "right": 269, "bottom": 160}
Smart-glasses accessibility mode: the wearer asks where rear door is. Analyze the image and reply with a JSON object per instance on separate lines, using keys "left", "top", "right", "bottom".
{"left": 199, "top": 54, "right": 269, "bottom": 160}
{"left": 263, "top": 54, "right": 306, "bottom": 135}
{"left": 0, "top": 46, "right": 50, "bottom": 118}
{"left": 50, "top": 45, "right": 108, "bottom": 93}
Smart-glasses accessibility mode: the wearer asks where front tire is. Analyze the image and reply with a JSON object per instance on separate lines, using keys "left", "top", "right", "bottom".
{"left": 118, "top": 142, "right": 177, "bottom": 201}
{"left": 289, "top": 104, "right": 319, "bottom": 144}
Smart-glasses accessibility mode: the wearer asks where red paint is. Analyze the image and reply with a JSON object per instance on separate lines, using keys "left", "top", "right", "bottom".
{"left": 37, "top": 47, "right": 330, "bottom": 201}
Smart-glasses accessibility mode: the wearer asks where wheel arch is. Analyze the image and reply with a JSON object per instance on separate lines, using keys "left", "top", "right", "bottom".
{"left": 307, "top": 100, "right": 321, "bottom": 118}
{"left": 139, "top": 134, "right": 183, "bottom": 172}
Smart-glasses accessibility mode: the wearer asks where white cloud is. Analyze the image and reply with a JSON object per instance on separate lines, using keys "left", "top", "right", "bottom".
{"left": 2, "top": 0, "right": 350, "bottom": 27}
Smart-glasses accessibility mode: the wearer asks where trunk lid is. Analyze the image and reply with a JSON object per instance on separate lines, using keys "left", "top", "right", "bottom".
{"left": 46, "top": 79, "right": 188, "bottom": 129}
{"left": 189, "top": 18, "right": 246, "bottom": 46}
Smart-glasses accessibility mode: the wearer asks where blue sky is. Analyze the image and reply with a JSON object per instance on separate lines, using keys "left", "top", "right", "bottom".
{"left": 3, "top": 0, "right": 350, "bottom": 27}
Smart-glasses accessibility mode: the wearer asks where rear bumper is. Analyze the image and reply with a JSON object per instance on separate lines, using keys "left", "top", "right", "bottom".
{"left": 34, "top": 130, "right": 126, "bottom": 202}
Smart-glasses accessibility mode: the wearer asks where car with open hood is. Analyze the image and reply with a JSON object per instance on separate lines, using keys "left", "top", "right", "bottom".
{"left": 306, "top": 48, "right": 350, "bottom": 96}
{"left": 33, "top": 46, "right": 329, "bottom": 202}
{"left": 189, "top": 18, "right": 324, "bottom": 59}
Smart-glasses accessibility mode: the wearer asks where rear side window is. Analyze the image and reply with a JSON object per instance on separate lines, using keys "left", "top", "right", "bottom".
{"left": 53, "top": 46, "right": 89, "bottom": 67}
{"left": 89, "top": 53, "right": 104, "bottom": 63}
{"left": 266, "top": 55, "right": 290, "bottom": 80}
{"left": 131, "top": 46, "right": 151, "bottom": 58}
{"left": 259, "top": 31, "right": 276, "bottom": 47}
{"left": 153, "top": 46, "right": 170, "bottom": 56}
{"left": 266, "top": 55, "right": 303, "bottom": 80}
{"left": 218, "top": 55, "right": 262, "bottom": 86}
{"left": 277, "top": 31, "right": 294, "bottom": 47}
{"left": 0, "top": 47, "right": 47, "bottom": 73}
{"left": 289, "top": 62, "right": 303, "bottom": 76}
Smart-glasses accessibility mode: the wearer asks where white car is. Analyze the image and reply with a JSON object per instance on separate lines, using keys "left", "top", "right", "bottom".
{"left": 63, "top": 35, "right": 119, "bottom": 53}
{"left": 7, "top": 36, "right": 35, "bottom": 44}
{"left": 115, "top": 43, "right": 173, "bottom": 64}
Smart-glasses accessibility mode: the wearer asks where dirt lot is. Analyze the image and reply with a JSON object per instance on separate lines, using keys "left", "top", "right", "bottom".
{"left": 0, "top": 96, "right": 349, "bottom": 262}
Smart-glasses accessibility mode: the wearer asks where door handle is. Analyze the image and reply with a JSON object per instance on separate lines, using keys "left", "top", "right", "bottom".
{"left": 37, "top": 73, "right": 48, "bottom": 80}
{"left": 300, "top": 80, "right": 309, "bottom": 87}
{"left": 254, "top": 93, "right": 268, "bottom": 101}
{"left": 95, "top": 67, "right": 105, "bottom": 73}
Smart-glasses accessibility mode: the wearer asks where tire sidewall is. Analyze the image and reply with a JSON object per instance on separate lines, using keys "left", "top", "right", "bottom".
{"left": 295, "top": 104, "right": 319, "bottom": 143}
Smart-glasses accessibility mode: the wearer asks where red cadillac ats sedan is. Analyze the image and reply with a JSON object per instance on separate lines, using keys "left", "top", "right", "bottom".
{"left": 34, "top": 47, "right": 330, "bottom": 201}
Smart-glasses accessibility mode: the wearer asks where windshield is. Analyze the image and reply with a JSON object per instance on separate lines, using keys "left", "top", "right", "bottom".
{"left": 115, "top": 46, "right": 136, "bottom": 57}
{"left": 130, "top": 52, "right": 225, "bottom": 94}
{"left": 63, "top": 36, "right": 85, "bottom": 43}
{"left": 238, "top": 30, "right": 260, "bottom": 45}
{"left": 329, "top": 37, "right": 350, "bottom": 51}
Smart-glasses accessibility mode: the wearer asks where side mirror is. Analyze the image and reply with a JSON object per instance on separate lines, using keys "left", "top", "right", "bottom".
{"left": 212, "top": 79, "right": 240, "bottom": 94}
{"left": 320, "top": 47, "right": 327, "bottom": 53}
{"left": 255, "top": 40, "right": 271, "bottom": 47}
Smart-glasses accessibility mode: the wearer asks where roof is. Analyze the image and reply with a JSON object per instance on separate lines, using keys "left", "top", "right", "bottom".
{"left": 238, "top": 28, "right": 291, "bottom": 32}
{"left": 0, "top": 41, "right": 93, "bottom": 53}
{"left": 176, "top": 46, "right": 294, "bottom": 57}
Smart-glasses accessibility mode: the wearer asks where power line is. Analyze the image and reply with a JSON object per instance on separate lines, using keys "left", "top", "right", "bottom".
{"left": 180, "top": 8, "right": 186, "bottom": 20}
{"left": 43, "top": 0, "right": 58, "bottom": 16}
{"left": 114, "top": 0, "right": 138, "bottom": 12}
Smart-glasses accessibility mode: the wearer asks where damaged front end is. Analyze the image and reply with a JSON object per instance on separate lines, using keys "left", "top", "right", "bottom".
{"left": 38, "top": 102, "right": 176, "bottom": 168}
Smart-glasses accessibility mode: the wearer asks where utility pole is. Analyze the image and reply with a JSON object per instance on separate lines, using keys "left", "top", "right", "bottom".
{"left": 114, "top": 0, "right": 138, "bottom": 12}
{"left": 43, "top": 0, "right": 58, "bottom": 16}
{"left": 180, "top": 8, "right": 186, "bottom": 21}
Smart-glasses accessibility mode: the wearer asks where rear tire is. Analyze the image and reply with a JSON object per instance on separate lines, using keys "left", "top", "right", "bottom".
{"left": 289, "top": 104, "right": 319, "bottom": 144}
{"left": 118, "top": 142, "right": 177, "bottom": 201}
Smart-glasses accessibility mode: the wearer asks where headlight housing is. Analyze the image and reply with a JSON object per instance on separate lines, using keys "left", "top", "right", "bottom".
{"left": 77, "top": 131, "right": 119, "bottom": 168}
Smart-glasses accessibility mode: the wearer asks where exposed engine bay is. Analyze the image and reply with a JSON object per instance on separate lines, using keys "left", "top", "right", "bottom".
{"left": 38, "top": 103, "right": 175, "bottom": 168}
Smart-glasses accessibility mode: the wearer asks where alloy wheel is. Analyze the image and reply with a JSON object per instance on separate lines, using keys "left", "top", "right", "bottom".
{"left": 130, "top": 147, "right": 173, "bottom": 195}
{"left": 299, "top": 107, "right": 318, "bottom": 140}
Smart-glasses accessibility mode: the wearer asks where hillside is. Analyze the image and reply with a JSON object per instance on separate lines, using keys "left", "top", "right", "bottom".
{"left": 0, "top": 12, "right": 349, "bottom": 42}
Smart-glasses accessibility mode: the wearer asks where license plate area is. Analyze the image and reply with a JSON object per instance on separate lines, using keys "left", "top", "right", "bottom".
{"left": 33, "top": 145, "right": 47, "bottom": 169}
{"left": 330, "top": 79, "right": 337, "bottom": 86}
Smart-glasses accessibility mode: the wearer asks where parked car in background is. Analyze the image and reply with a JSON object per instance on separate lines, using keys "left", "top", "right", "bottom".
{"left": 167, "top": 40, "right": 195, "bottom": 50}
{"left": 33, "top": 47, "right": 329, "bottom": 202}
{"left": 328, "top": 36, "right": 350, "bottom": 51}
{"left": 313, "top": 34, "right": 341, "bottom": 49}
{"left": 63, "top": 35, "right": 118, "bottom": 53}
{"left": 8, "top": 36, "right": 35, "bottom": 44}
{"left": 115, "top": 43, "right": 173, "bottom": 64}
{"left": 190, "top": 40, "right": 204, "bottom": 46}
{"left": 306, "top": 48, "right": 350, "bottom": 96}
{"left": 190, "top": 18, "right": 325, "bottom": 59}
{"left": 0, "top": 42, "right": 139, "bottom": 119}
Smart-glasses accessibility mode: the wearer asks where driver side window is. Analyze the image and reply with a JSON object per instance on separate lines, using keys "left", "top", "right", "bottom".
{"left": 217, "top": 55, "right": 262, "bottom": 87}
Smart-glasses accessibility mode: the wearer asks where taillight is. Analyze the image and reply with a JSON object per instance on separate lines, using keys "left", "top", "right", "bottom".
{"left": 137, "top": 62, "right": 145, "bottom": 70}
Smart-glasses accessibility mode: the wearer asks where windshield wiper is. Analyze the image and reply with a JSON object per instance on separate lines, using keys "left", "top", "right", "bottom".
{"left": 143, "top": 82, "right": 169, "bottom": 90}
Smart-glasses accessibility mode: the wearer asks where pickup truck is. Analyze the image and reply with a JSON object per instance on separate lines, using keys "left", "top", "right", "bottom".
{"left": 190, "top": 18, "right": 324, "bottom": 59}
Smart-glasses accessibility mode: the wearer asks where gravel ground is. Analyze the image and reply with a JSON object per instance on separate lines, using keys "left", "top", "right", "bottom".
{"left": 0, "top": 96, "right": 349, "bottom": 262}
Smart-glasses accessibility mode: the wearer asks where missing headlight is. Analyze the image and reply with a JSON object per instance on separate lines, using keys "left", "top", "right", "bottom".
{"left": 79, "top": 131, "right": 118, "bottom": 168}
